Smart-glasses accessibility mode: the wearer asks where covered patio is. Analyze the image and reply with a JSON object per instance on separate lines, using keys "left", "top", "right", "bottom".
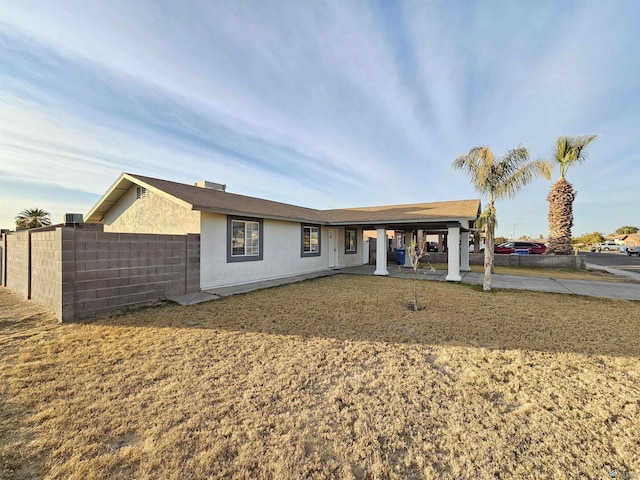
{"left": 356, "top": 221, "right": 476, "bottom": 281}
{"left": 322, "top": 199, "right": 481, "bottom": 282}
{"left": 372, "top": 223, "right": 472, "bottom": 281}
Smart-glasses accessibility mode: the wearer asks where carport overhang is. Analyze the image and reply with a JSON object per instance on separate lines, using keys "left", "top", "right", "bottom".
{"left": 330, "top": 219, "right": 473, "bottom": 281}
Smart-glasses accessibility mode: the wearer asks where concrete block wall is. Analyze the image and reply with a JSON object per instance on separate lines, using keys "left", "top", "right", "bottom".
{"left": 4, "top": 231, "right": 30, "bottom": 297}
{"left": 501, "top": 253, "right": 586, "bottom": 269}
{"left": 31, "top": 229, "right": 63, "bottom": 318}
{"left": 427, "top": 252, "right": 586, "bottom": 269}
{"left": 63, "top": 229, "right": 201, "bottom": 321}
{"left": 1, "top": 226, "right": 200, "bottom": 323}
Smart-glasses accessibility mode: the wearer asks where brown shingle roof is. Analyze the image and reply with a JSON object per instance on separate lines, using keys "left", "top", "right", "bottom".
{"left": 322, "top": 200, "right": 482, "bottom": 224}
{"left": 86, "top": 173, "right": 480, "bottom": 226}
{"left": 130, "top": 174, "right": 326, "bottom": 222}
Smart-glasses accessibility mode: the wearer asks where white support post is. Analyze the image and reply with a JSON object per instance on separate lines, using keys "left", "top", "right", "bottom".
{"left": 460, "top": 230, "right": 470, "bottom": 272}
{"left": 446, "top": 225, "right": 462, "bottom": 281}
{"left": 363, "top": 239, "right": 370, "bottom": 264}
{"left": 374, "top": 226, "right": 389, "bottom": 276}
{"left": 403, "top": 230, "right": 413, "bottom": 267}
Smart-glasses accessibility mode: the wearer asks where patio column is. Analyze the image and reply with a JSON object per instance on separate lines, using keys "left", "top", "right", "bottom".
{"left": 460, "top": 230, "right": 470, "bottom": 271}
{"left": 446, "top": 224, "right": 462, "bottom": 281}
{"left": 403, "top": 230, "right": 414, "bottom": 267}
{"left": 374, "top": 226, "right": 389, "bottom": 276}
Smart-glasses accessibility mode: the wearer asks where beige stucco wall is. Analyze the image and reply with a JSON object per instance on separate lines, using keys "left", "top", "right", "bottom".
{"left": 200, "top": 213, "right": 363, "bottom": 289}
{"left": 103, "top": 186, "right": 200, "bottom": 234}
{"left": 334, "top": 227, "right": 365, "bottom": 269}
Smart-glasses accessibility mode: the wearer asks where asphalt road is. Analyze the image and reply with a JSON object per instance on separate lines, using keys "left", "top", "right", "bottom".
{"left": 581, "top": 251, "right": 640, "bottom": 271}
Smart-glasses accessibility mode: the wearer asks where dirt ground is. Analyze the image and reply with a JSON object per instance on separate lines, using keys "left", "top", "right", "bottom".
{"left": 1, "top": 276, "right": 639, "bottom": 479}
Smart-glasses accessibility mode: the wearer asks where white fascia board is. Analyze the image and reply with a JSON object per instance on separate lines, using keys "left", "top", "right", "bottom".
{"left": 125, "top": 174, "right": 194, "bottom": 211}
{"left": 85, "top": 173, "right": 131, "bottom": 222}
{"left": 85, "top": 173, "right": 194, "bottom": 223}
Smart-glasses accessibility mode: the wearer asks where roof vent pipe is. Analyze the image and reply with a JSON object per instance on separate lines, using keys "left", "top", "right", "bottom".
{"left": 194, "top": 180, "right": 226, "bottom": 192}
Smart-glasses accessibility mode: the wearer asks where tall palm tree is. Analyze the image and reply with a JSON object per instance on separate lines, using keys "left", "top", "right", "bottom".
{"left": 547, "top": 135, "right": 598, "bottom": 254}
{"left": 15, "top": 208, "right": 52, "bottom": 229}
{"left": 453, "top": 146, "right": 551, "bottom": 291}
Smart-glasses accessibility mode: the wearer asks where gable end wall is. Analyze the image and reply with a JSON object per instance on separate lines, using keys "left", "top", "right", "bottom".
{"left": 103, "top": 186, "right": 200, "bottom": 234}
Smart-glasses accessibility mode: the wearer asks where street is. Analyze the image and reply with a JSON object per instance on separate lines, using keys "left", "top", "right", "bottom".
{"left": 581, "top": 251, "right": 640, "bottom": 271}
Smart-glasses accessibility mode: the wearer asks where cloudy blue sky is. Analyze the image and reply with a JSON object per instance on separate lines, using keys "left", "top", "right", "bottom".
{"left": 1, "top": 0, "right": 638, "bottom": 238}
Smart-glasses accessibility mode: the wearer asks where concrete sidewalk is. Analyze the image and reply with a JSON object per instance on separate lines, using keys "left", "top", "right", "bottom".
{"left": 171, "top": 263, "right": 640, "bottom": 306}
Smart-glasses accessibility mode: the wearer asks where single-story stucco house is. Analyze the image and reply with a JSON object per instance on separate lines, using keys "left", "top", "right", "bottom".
{"left": 85, "top": 173, "right": 481, "bottom": 290}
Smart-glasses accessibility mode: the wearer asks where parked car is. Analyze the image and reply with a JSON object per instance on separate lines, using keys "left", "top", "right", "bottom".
{"left": 590, "top": 242, "right": 622, "bottom": 252}
{"left": 627, "top": 246, "right": 640, "bottom": 256}
{"left": 468, "top": 243, "right": 485, "bottom": 253}
{"left": 494, "top": 241, "right": 547, "bottom": 254}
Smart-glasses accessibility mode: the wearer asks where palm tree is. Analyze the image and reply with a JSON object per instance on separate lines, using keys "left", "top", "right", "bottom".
{"left": 547, "top": 135, "right": 598, "bottom": 254}
{"left": 471, "top": 208, "right": 492, "bottom": 254}
{"left": 453, "top": 146, "right": 551, "bottom": 291}
{"left": 15, "top": 208, "right": 52, "bottom": 229}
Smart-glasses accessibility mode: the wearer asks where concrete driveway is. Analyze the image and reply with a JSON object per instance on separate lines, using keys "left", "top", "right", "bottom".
{"left": 342, "top": 264, "right": 640, "bottom": 301}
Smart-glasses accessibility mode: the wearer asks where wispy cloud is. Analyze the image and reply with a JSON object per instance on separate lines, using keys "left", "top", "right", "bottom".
{"left": 1, "top": 0, "right": 639, "bottom": 235}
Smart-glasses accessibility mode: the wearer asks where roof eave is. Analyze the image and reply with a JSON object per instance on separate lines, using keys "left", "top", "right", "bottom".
{"left": 85, "top": 173, "right": 132, "bottom": 223}
{"left": 194, "top": 206, "right": 327, "bottom": 225}
{"left": 85, "top": 173, "right": 196, "bottom": 223}
{"left": 325, "top": 216, "right": 478, "bottom": 226}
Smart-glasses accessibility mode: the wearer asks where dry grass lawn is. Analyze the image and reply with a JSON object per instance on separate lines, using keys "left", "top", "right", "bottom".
{"left": 1, "top": 275, "right": 639, "bottom": 479}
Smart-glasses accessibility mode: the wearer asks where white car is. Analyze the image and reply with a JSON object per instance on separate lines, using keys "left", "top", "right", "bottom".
{"left": 591, "top": 242, "right": 622, "bottom": 252}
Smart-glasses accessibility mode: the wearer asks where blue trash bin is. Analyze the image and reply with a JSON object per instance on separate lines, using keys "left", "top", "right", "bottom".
{"left": 396, "top": 248, "right": 406, "bottom": 265}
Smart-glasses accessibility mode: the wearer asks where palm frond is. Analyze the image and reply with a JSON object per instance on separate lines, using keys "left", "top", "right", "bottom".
{"left": 452, "top": 146, "right": 492, "bottom": 193}
{"left": 15, "top": 208, "right": 52, "bottom": 229}
{"left": 475, "top": 207, "right": 496, "bottom": 229}
{"left": 497, "top": 159, "right": 552, "bottom": 199}
{"left": 554, "top": 134, "right": 599, "bottom": 178}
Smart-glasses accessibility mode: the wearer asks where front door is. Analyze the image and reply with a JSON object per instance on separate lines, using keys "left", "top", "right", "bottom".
{"left": 328, "top": 229, "right": 338, "bottom": 268}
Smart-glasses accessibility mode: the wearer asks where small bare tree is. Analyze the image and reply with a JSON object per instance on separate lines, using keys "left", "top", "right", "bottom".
{"left": 406, "top": 234, "right": 434, "bottom": 311}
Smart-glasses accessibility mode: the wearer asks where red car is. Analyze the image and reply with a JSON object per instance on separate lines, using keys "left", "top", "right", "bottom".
{"left": 494, "top": 241, "right": 548, "bottom": 254}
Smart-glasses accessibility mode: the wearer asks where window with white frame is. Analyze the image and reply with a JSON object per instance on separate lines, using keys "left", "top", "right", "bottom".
{"left": 345, "top": 228, "right": 357, "bottom": 254}
{"left": 301, "top": 224, "right": 321, "bottom": 256}
{"left": 227, "top": 217, "right": 263, "bottom": 262}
